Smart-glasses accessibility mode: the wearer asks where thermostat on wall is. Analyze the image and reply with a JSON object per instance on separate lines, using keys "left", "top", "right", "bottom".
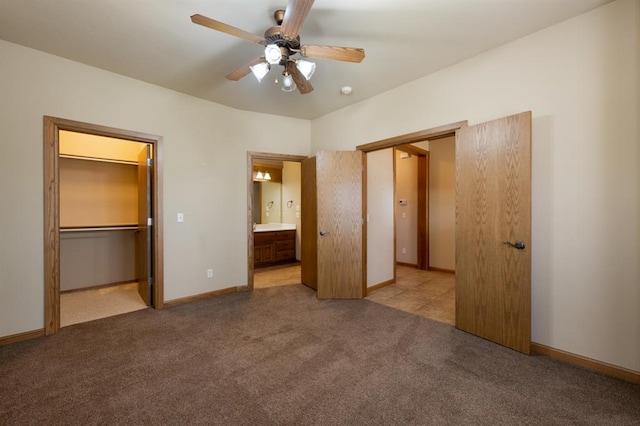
{"left": 398, "top": 199, "right": 408, "bottom": 206}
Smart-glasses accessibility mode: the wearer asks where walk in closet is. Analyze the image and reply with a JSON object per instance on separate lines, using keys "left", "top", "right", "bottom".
{"left": 59, "top": 131, "right": 152, "bottom": 326}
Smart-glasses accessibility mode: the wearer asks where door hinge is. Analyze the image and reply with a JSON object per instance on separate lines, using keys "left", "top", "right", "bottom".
{"left": 147, "top": 218, "right": 153, "bottom": 226}
{"left": 147, "top": 158, "right": 152, "bottom": 167}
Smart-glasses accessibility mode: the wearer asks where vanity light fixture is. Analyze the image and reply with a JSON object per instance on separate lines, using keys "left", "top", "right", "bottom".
{"left": 255, "top": 170, "right": 272, "bottom": 181}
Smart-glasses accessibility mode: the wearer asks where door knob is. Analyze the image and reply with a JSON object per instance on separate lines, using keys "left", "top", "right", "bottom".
{"left": 319, "top": 230, "right": 329, "bottom": 236}
{"left": 504, "top": 241, "right": 526, "bottom": 250}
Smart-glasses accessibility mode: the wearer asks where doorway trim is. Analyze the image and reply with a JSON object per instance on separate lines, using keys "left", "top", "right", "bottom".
{"left": 356, "top": 121, "right": 467, "bottom": 152}
{"left": 246, "top": 151, "right": 308, "bottom": 290}
{"left": 43, "top": 116, "right": 164, "bottom": 335}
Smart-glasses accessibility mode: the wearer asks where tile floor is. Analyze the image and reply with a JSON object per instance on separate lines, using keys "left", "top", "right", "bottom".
{"left": 253, "top": 263, "right": 456, "bottom": 325}
{"left": 253, "top": 262, "right": 302, "bottom": 288}
{"left": 367, "top": 265, "right": 455, "bottom": 325}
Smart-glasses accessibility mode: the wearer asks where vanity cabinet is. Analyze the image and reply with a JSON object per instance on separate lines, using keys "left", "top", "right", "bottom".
{"left": 254, "top": 230, "right": 296, "bottom": 267}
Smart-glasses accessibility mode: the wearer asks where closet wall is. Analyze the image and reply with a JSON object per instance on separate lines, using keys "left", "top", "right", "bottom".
{"left": 59, "top": 131, "right": 148, "bottom": 291}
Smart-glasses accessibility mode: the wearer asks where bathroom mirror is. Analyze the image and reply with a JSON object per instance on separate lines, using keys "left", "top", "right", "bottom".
{"left": 252, "top": 160, "right": 301, "bottom": 225}
{"left": 253, "top": 181, "right": 282, "bottom": 224}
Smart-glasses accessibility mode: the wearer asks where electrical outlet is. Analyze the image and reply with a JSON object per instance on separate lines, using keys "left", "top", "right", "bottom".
{"left": 206, "top": 269, "right": 213, "bottom": 278}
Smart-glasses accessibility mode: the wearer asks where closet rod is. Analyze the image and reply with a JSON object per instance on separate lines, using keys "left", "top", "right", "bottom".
{"left": 60, "top": 225, "right": 139, "bottom": 233}
{"left": 59, "top": 154, "right": 138, "bottom": 166}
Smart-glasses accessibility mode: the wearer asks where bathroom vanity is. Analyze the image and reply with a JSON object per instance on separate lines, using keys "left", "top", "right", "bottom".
{"left": 254, "top": 223, "right": 297, "bottom": 268}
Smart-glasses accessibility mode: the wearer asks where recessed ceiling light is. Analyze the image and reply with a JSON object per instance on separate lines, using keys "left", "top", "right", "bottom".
{"left": 340, "top": 86, "right": 353, "bottom": 95}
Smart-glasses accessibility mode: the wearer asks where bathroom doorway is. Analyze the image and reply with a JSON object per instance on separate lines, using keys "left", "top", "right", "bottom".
{"left": 247, "top": 152, "right": 307, "bottom": 289}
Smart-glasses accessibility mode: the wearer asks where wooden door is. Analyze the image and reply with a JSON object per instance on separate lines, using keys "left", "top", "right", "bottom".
{"left": 455, "top": 111, "right": 531, "bottom": 354}
{"left": 315, "top": 151, "right": 364, "bottom": 299}
{"left": 137, "top": 145, "right": 152, "bottom": 305}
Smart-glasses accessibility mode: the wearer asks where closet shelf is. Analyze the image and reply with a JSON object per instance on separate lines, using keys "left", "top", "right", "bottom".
{"left": 60, "top": 225, "right": 139, "bottom": 233}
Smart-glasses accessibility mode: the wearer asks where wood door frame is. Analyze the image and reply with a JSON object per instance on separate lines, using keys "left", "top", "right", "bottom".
{"left": 246, "top": 151, "right": 308, "bottom": 290}
{"left": 357, "top": 121, "right": 467, "bottom": 285}
{"left": 43, "top": 116, "right": 164, "bottom": 335}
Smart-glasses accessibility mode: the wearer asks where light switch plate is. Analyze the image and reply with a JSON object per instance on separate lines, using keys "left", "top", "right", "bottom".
{"left": 177, "top": 213, "right": 184, "bottom": 222}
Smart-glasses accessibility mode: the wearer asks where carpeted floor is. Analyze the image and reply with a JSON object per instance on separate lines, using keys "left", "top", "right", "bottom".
{"left": 1, "top": 284, "right": 638, "bottom": 425}
{"left": 60, "top": 282, "right": 148, "bottom": 327}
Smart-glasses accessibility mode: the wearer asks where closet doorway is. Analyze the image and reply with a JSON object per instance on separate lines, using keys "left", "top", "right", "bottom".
{"left": 44, "top": 116, "right": 164, "bottom": 335}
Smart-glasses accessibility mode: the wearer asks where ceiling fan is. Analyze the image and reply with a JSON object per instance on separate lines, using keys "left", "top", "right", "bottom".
{"left": 191, "top": 0, "right": 365, "bottom": 95}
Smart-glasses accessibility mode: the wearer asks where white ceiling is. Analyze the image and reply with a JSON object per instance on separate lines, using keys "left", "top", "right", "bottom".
{"left": 0, "top": 0, "right": 613, "bottom": 120}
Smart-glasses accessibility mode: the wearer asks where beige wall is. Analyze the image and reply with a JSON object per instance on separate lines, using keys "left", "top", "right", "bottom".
{"left": 395, "top": 150, "right": 418, "bottom": 265}
{"left": 59, "top": 158, "right": 138, "bottom": 226}
{"left": 311, "top": 0, "right": 640, "bottom": 371}
{"left": 428, "top": 136, "right": 455, "bottom": 271}
{"left": 60, "top": 230, "right": 136, "bottom": 291}
{"left": 366, "top": 149, "right": 395, "bottom": 287}
{"left": 0, "top": 38, "right": 310, "bottom": 337}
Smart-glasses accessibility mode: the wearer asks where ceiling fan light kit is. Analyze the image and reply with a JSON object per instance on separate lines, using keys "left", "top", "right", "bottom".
{"left": 264, "top": 44, "right": 283, "bottom": 65}
{"left": 249, "top": 62, "right": 270, "bottom": 82}
{"left": 191, "top": 0, "right": 365, "bottom": 95}
{"left": 281, "top": 72, "right": 297, "bottom": 92}
{"left": 295, "top": 59, "right": 316, "bottom": 80}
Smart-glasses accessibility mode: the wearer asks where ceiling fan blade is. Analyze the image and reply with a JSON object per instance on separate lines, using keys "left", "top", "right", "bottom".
{"left": 191, "top": 14, "right": 265, "bottom": 45}
{"left": 226, "top": 57, "right": 266, "bottom": 81}
{"left": 286, "top": 62, "right": 313, "bottom": 95}
{"left": 301, "top": 45, "right": 365, "bottom": 63}
{"left": 280, "top": 0, "right": 315, "bottom": 39}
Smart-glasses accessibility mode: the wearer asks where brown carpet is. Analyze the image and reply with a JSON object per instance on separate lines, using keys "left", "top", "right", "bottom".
{"left": 1, "top": 284, "right": 639, "bottom": 425}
